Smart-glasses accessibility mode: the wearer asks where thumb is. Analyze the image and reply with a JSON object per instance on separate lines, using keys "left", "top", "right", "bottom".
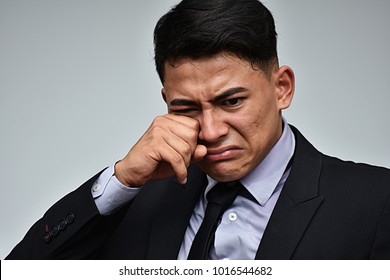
{"left": 192, "top": 144, "right": 207, "bottom": 162}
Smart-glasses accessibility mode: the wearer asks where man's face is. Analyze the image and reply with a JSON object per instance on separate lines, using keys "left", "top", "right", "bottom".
{"left": 162, "top": 53, "right": 294, "bottom": 182}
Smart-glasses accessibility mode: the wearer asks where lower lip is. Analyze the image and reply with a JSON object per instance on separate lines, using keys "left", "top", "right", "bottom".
{"left": 204, "top": 148, "right": 242, "bottom": 161}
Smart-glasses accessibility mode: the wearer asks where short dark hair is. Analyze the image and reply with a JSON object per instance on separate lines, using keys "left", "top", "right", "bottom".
{"left": 154, "top": 0, "right": 278, "bottom": 83}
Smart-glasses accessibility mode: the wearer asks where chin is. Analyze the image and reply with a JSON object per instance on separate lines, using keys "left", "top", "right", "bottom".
{"left": 198, "top": 162, "right": 248, "bottom": 182}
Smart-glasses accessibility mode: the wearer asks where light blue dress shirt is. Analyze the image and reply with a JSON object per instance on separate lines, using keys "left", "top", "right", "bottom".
{"left": 92, "top": 119, "right": 295, "bottom": 260}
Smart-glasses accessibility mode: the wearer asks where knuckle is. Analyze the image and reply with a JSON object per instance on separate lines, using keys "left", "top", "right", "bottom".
{"left": 182, "top": 142, "right": 192, "bottom": 155}
{"left": 148, "top": 122, "right": 166, "bottom": 139}
{"left": 189, "top": 128, "right": 199, "bottom": 139}
{"left": 189, "top": 118, "right": 200, "bottom": 129}
{"left": 172, "top": 153, "right": 184, "bottom": 165}
{"left": 153, "top": 115, "right": 164, "bottom": 123}
{"left": 151, "top": 125, "right": 164, "bottom": 135}
{"left": 152, "top": 115, "right": 167, "bottom": 127}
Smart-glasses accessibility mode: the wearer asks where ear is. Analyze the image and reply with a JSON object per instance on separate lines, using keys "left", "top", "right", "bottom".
{"left": 274, "top": 66, "right": 295, "bottom": 110}
{"left": 161, "top": 88, "right": 167, "bottom": 103}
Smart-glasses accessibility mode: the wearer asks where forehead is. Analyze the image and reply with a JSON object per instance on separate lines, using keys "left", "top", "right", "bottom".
{"left": 163, "top": 53, "right": 266, "bottom": 98}
{"left": 164, "top": 53, "right": 252, "bottom": 79}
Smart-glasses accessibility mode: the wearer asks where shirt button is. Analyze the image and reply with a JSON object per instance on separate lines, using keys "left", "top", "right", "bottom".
{"left": 228, "top": 212, "right": 237, "bottom": 222}
{"left": 92, "top": 183, "right": 101, "bottom": 192}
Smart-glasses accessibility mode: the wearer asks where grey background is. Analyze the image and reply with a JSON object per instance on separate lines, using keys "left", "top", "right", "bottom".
{"left": 1, "top": 0, "right": 389, "bottom": 259}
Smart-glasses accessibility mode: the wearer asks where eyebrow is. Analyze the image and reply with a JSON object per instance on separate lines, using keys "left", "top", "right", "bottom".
{"left": 169, "top": 87, "right": 248, "bottom": 107}
{"left": 212, "top": 87, "right": 247, "bottom": 103}
{"left": 170, "top": 98, "right": 197, "bottom": 107}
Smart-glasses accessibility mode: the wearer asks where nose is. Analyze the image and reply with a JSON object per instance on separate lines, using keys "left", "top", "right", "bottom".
{"left": 198, "top": 111, "right": 229, "bottom": 143}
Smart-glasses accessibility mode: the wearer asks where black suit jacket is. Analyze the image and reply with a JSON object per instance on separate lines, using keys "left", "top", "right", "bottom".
{"left": 7, "top": 126, "right": 390, "bottom": 259}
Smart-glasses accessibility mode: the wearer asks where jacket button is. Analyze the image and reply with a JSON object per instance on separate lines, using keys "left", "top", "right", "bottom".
{"left": 58, "top": 220, "right": 67, "bottom": 230}
{"left": 50, "top": 226, "right": 59, "bottom": 237}
{"left": 65, "top": 213, "right": 75, "bottom": 224}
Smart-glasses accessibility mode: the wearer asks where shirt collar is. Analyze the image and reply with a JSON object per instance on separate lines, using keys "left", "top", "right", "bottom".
{"left": 205, "top": 118, "right": 295, "bottom": 206}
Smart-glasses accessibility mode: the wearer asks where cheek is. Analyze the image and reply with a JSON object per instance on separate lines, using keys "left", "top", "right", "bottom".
{"left": 232, "top": 109, "right": 278, "bottom": 149}
{"left": 230, "top": 114, "right": 263, "bottom": 146}
{"left": 227, "top": 97, "right": 279, "bottom": 144}
{"left": 238, "top": 106, "right": 266, "bottom": 133}
{"left": 245, "top": 121, "right": 266, "bottom": 149}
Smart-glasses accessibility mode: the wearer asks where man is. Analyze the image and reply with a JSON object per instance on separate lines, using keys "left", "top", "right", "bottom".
{"left": 6, "top": 0, "right": 390, "bottom": 259}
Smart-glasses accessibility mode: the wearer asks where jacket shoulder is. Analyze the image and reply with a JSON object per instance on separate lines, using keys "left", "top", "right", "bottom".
{"left": 322, "top": 154, "right": 390, "bottom": 186}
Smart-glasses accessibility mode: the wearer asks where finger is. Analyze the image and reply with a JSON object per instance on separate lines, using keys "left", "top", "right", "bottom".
{"left": 192, "top": 144, "right": 207, "bottom": 162}
{"left": 164, "top": 114, "right": 200, "bottom": 130}
{"left": 162, "top": 132, "right": 193, "bottom": 167}
{"left": 156, "top": 144, "right": 189, "bottom": 184}
{"left": 152, "top": 115, "right": 199, "bottom": 151}
{"left": 164, "top": 117, "right": 200, "bottom": 153}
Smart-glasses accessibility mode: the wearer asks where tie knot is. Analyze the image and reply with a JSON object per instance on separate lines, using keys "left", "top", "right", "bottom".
{"left": 206, "top": 181, "right": 243, "bottom": 213}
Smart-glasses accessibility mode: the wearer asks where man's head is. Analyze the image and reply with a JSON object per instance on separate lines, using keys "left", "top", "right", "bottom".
{"left": 154, "top": 0, "right": 294, "bottom": 182}
{"left": 154, "top": 0, "right": 278, "bottom": 83}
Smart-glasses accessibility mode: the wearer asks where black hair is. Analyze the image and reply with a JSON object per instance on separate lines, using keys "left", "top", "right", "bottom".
{"left": 153, "top": 0, "right": 278, "bottom": 83}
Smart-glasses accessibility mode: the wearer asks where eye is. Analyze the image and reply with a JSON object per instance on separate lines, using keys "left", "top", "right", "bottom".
{"left": 223, "top": 98, "right": 243, "bottom": 107}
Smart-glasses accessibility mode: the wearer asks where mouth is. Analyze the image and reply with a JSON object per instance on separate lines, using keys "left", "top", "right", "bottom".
{"left": 204, "top": 146, "right": 243, "bottom": 161}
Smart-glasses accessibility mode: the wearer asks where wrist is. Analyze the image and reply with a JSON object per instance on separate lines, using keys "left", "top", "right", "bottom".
{"left": 114, "top": 160, "right": 141, "bottom": 188}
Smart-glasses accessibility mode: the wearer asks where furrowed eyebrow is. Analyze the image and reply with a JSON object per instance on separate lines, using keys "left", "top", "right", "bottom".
{"left": 169, "top": 87, "right": 248, "bottom": 107}
{"left": 169, "top": 98, "right": 197, "bottom": 107}
{"left": 212, "top": 87, "right": 248, "bottom": 103}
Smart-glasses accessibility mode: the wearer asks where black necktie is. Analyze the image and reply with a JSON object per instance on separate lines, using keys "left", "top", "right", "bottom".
{"left": 187, "top": 181, "right": 243, "bottom": 260}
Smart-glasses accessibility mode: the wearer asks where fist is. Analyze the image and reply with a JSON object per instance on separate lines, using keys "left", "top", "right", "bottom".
{"left": 115, "top": 114, "right": 207, "bottom": 186}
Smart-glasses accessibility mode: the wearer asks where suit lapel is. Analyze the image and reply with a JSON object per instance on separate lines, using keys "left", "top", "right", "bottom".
{"left": 146, "top": 166, "right": 208, "bottom": 259}
{"left": 256, "top": 126, "right": 324, "bottom": 259}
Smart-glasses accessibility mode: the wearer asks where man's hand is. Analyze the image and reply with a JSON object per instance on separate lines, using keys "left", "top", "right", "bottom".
{"left": 114, "top": 114, "right": 207, "bottom": 187}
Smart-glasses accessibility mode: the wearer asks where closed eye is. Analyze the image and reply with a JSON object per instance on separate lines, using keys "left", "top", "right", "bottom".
{"left": 170, "top": 108, "right": 198, "bottom": 115}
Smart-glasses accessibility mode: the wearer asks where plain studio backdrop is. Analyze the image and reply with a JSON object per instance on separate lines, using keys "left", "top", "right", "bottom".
{"left": 1, "top": 0, "right": 389, "bottom": 259}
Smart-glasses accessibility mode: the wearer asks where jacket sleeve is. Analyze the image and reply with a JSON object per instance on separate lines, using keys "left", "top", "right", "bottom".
{"left": 370, "top": 192, "right": 390, "bottom": 259}
{"left": 5, "top": 170, "right": 130, "bottom": 259}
